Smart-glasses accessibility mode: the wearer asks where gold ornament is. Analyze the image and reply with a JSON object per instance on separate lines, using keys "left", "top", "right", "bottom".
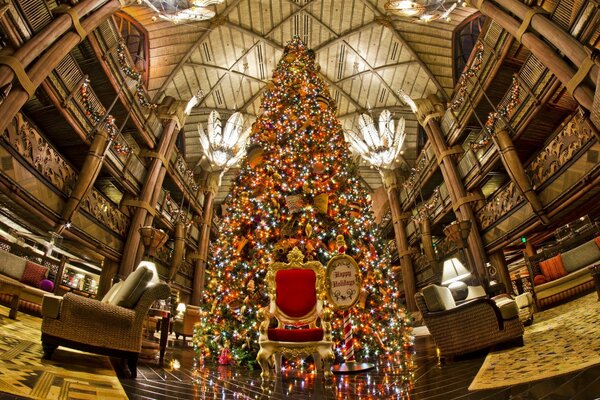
{"left": 305, "top": 223, "right": 313, "bottom": 238}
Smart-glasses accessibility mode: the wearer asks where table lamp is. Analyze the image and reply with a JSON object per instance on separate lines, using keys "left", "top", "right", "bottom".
{"left": 441, "top": 257, "right": 471, "bottom": 300}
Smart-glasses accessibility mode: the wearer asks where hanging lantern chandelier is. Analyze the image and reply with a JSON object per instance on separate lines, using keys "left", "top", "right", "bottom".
{"left": 139, "top": 0, "right": 224, "bottom": 24}
{"left": 344, "top": 110, "right": 406, "bottom": 170}
{"left": 198, "top": 110, "right": 250, "bottom": 169}
{"left": 385, "top": 0, "right": 461, "bottom": 22}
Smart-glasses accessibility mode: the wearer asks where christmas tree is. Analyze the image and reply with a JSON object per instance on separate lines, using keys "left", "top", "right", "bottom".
{"left": 195, "top": 37, "right": 413, "bottom": 369}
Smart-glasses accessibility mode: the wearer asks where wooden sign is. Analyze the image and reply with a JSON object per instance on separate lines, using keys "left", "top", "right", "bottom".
{"left": 326, "top": 254, "right": 362, "bottom": 310}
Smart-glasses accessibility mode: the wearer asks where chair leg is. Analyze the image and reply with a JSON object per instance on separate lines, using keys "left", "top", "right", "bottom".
{"left": 313, "top": 352, "right": 322, "bottom": 371}
{"left": 127, "top": 355, "right": 139, "bottom": 379}
{"left": 274, "top": 353, "right": 283, "bottom": 372}
{"left": 256, "top": 349, "right": 272, "bottom": 379}
{"left": 41, "top": 342, "right": 57, "bottom": 360}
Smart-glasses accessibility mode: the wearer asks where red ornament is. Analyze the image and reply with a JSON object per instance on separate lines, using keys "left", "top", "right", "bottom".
{"left": 338, "top": 246, "right": 346, "bottom": 254}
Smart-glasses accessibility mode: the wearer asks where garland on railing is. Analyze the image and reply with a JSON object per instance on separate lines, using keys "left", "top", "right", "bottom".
{"left": 176, "top": 154, "right": 200, "bottom": 192}
{"left": 470, "top": 77, "right": 521, "bottom": 150}
{"left": 116, "top": 42, "right": 158, "bottom": 110}
{"left": 80, "top": 79, "right": 132, "bottom": 156}
{"left": 402, "top": 153, "right": 428, "bottom": 192}
{"left": 411, "top": 186, "right": 440, "bottom": 224}
{"left": 450, "top": 41, "right": 485, "bottom": 111}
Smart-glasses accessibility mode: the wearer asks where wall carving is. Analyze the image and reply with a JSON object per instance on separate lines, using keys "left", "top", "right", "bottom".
{"left": 476, "top": 181, "right": 524, "bottom": 230}
{"left": 527, "top": 116, "right": 595, "bottom": 188}
{"left": 2, "top": 114, "right": 77, "bottom": 195}
{"left": 2, "top": 113, "right": 129, "bottom": 237}
{"left": 81, "top": 190, "right": 129, "bottom": 236}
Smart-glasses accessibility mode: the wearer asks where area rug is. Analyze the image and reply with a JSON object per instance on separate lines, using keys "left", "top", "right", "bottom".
{"left": 0, "top": 305, "right": 128, "bottom": 399}
{"left": 469, "top": 292, "right": 600, "bottom": 390}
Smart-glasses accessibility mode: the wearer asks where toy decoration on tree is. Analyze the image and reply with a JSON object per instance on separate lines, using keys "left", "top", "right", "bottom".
{"left": 194, "top": 37, "right": 413, "bottom": 372}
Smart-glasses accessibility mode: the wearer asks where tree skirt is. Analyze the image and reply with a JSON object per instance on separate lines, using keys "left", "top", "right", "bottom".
{"left": 0, "top": 306, "right": 127, "bottom": 399}
{"left": 469, "top": 292, "right": 600, "bottom": 390}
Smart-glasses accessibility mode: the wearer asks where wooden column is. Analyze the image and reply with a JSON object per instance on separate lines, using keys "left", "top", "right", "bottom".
{"left": 55, "top": 129, "right": 111, "bottom": 234}
{"left": 416, "top": 95, "right": 487, "bottom": 278}
{"left": 488, "top": 250, "right": 513, "bottom": 295}
{"left": 118, "top": 98, "right": 185, "bottom": 277}
{"left": 168, "top": 221, "right": 186, "bottom": 282}
{"left": 380, "top": 169, "right": 417, "bottom": 312}
{"left": 470, "top": 0, "right": 595, "bottom": 110}
{"left": 494, "top": 129, "right": 549, "bottom": 225}
{"left": 191, "top": 171, "right": 220, "bottom": 306}
{"left": 420, "top": 217, "right": 436, "bottom": 265}
{"left": 97, "top": 258, "right": 119, "bottom": 299}
{"left": 0, "top": 0, "right": 120, "bottom": 135}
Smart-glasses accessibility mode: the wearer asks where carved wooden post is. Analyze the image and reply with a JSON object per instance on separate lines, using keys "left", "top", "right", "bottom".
{"left": 488, "top": 250, "right": 513, "bottom": 295}
{"left": 469, "top": 0, "right": 595, "bottom": 110}
{"left": 420, "top": 217, "right": 436, "bottom": 265}
{"left": 493, "top": 128, "right": 549, "bottom": 225}
{"left": 380, "top": 169, "right": 417, "bottom": 312}
{"left": 168, "top": 221, "right": 186, "bottom": 282}
{"left": 191, "top": 171, "right": 220, "bottom": 306}
{"left": 97, "top": 258, "right": 119, "bottom": 299}
{"left": 55, "top": 129, "right": 111, "bottom": 234}
{"left": 415, "top": 95, "right": 487, "bottom": 278}
{"left": 119, "top": 98, "right": 185, "bottom": 277}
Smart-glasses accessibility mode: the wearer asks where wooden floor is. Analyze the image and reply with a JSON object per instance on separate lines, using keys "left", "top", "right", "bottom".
{"left": 119, "top": 335, "right": 600, "bottom": 400}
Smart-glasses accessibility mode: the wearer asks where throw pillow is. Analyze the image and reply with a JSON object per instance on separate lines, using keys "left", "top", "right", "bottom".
{"left": 595, "top": 236, "right": 600, "bottom": 249}
{"left": 39, "top": 279, "right": 54, "bottom": 292}
{"left": 0, "top": 249, "right": 27, "bottom": 280}
{"left": 20, "top": 261, "right": 49, "bottom": 287}
{"left": 533, "top": 274, "right": 547, "bottom": 286}
{"left": 101, "top": 281, "right": 123, "bottom": 303}
{"left": 110, "top": 264, "right": 155, "bottom": 308}
{"left": 422, "top": 284, "right": 456, "bottom": 311}
{"left": 539, "top": 255, "right": 566, "bottom": 281}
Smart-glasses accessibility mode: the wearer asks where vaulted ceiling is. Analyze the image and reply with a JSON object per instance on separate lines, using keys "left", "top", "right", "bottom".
{"left": 120, "top": 0, "right": 478, "bottom": 202}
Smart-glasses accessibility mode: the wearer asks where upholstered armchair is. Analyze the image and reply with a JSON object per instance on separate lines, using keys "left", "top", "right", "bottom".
{"left": 256, "top": 247, "right": 334, "bottom": 379}
{"left": 415, "top": 284, "right": 524, "bottom": 360}
{"left": 41, "top": 263, "right": 170, "bottom": 378}
{"left": 173, "top": 304, "right": 202, "bottom": 340}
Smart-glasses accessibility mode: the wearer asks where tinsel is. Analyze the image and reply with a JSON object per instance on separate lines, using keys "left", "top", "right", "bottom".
{"left": 471, "top": 76, "right": 521, "bottom": 150}
{"left": 80, "top": 79, "right": 131, "bottom": 156}
{"left": 176, "top": 154, "right": 200, "bottom": 191}
{"left": 402, "top": 153, "right": 428, "bottom": 192}
{"left": 116, "top": 41, "right": 158, "bottom": 110}
{"left": 411, "top": 186, "right": 440, "bottom": 224}
{"left": 450, "top": 41, "right": 485, "bottom": 111}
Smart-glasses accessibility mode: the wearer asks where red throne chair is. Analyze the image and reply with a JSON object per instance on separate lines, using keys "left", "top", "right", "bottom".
{"left": 256, "top": 247, "right": 334, "bottom": 379}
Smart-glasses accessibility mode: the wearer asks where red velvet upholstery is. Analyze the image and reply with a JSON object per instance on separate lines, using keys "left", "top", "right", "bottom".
{"left": 539, "top": 255, "right": 566, "bottom": 281}
{"left": 275, "top": 269, "right": 316, "bottom": 318}
{"left": 268, "top": 328, "right": 324, "bottom": 342}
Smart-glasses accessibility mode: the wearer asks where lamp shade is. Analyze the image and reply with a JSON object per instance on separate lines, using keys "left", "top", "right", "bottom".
{"left": 176, "top": 302, "right": 187, "bottom": 313}
{"left": 441, "top": 257, "right": 471, "bottom": 285}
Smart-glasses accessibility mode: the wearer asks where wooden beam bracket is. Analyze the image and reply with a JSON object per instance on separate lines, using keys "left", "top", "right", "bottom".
{"left": 452, "top": 193, "right": 483, "bottom": 212}
{"left": 437, "top": 145, "right": 463, "bottom": 165}
{"left": 140, "top": 150, "right": 169, "bottom": 166}
{"left": 0, "top": 56, "right": 35, "bottom": 98}
{"left": 121, "top": 199, "right": 157, "bottom": 217}
{"left": 516, "top": 7, "right": 546, "bottom": 42}
{"left": 54, "top": 6, "right": 87, "bottom": 42}
{"left": 566, "top": 57, "right": 594, "bottom": 97}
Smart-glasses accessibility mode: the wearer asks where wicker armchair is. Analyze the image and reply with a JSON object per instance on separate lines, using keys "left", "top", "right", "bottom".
{"left": 415, "top": 285, "right": 524, "bottom": 360}
{"left": 41, "top": 282, "right": 170, "bottom": 378}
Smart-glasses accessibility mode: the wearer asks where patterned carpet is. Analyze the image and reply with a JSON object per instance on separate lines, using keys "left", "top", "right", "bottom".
{"left": 0, "top": 305, "right": 127, "bottom": 399}
{"left": 469, "top": 292, "right": 600, "bottom": 390}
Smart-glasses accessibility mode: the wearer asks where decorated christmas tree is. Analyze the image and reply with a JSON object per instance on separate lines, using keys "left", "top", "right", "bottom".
{"left": 194, "top": 37, "right": 413, "bottom": 369}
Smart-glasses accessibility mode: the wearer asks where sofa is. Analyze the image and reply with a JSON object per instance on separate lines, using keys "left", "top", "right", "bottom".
{"left": 41, "top": 262, "right": 170, "bottom": 378}
{"left": 526, "top": 236, "right": 600, "bottom": 310}
{"left": 415, "top": 284, "right": 524, "bottom": 359}
{"left": 0, "top": 248, "right": 53, "bottom": 315}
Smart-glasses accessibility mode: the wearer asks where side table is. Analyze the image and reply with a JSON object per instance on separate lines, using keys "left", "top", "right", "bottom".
{"left": 588, "top": 264, "right": 600, "bottom": 301}
{"left": 148, "top": 308, "right": 171, "bottom": 366}
{"left": 0, "top": 278, "right": 25, "bottom": 319}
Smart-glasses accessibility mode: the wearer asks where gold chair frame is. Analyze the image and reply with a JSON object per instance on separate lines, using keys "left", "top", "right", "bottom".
{"left": 256, "top": 247, "right": 334, "bottom": 379}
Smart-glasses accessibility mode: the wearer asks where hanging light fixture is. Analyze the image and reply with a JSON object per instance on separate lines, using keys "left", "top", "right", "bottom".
{"left": 385, "top": 0, "right": 460, "bottom": 22}
{"left": 197, "top": 110, "right": 250, "bottom": 169}
{"left": 344, "top": 110, "right": 406, "bottom": 170}
{"left": 139, "top": 0, "right": 224, "bottom": 24}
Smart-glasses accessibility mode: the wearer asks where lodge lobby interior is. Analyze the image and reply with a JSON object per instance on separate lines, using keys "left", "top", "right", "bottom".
{"left": 0, "top": 0, "right": 599, "bottom": 399}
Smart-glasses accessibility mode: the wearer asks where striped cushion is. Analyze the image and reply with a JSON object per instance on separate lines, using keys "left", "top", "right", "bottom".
{"left": 539, "top": 255, "right": 567, "bottom": 281}
{"left": 595, "top": 236, "right": 600, "bottom": 249}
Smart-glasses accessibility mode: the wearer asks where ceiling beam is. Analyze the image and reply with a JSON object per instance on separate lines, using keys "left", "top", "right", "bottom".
{"left": 335, "top": 60, "right": 419, "bottom": 85}
{"left": 319, "top": 73, "right": 362, "bottom": 110}
{"left": 338, "top": 105, "right": 412, "bottom": 119}
{"left": 151, "top": 0, "right": 245, "bottom": 101}
{"left": 264, "top": 0, "right": 320, "bottom": 38}
{"left": 184, "top": 62, "right": 267, "bottom": 85}
{"left": 313, "top": 21, "right": 379, "bottom": 53}
{"left": 358, "top": 0, "right": 448, "bottom": 100}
